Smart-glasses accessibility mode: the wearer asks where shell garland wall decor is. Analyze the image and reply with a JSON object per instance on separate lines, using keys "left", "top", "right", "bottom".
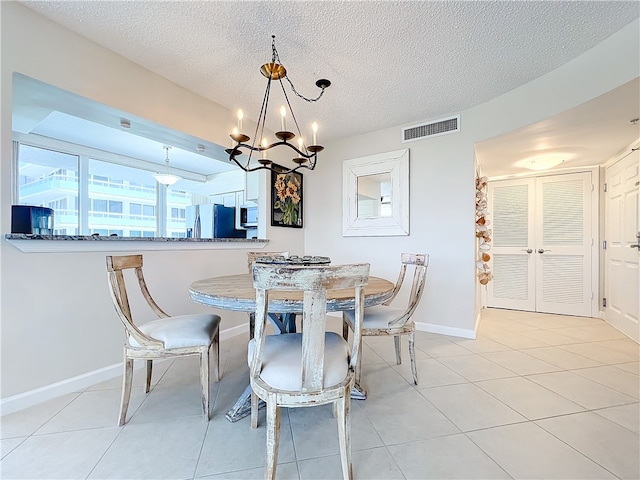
{"left": 475, "top": 175, "right": 493, "bottom": 285}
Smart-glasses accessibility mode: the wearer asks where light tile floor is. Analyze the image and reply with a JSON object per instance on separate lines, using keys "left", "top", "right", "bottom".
{"left": 2, "top": 308, "right": 639, "bottom": 479}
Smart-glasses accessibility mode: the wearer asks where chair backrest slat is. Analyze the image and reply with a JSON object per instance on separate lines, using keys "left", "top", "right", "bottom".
{"left": 106, "top": 254, "right": 165, "bottom": 348}
{"left": 388, "top": 253, "right": 429, "bottom": 326}
{"left": 302, "top": 289, "right": 328, "bottom": 391}
{"left": 251, "top": 263, "right": 370, "bottom": 394}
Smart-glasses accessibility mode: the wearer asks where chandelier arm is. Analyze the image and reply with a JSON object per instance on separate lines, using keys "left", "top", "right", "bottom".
{"left": 228, "top": 151, "right": 314, "bottom": 175}
{"left": 239, "top": 141, "right": 315, "bottom": 159}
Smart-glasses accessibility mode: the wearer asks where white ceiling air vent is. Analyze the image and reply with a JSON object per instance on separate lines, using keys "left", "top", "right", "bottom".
{"left": 402, "top": 115, "right": 460, "bottom": 143}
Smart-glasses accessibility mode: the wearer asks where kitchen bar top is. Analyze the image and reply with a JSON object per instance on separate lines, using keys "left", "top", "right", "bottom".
{"left": 4, "top": 233, "right": 266, "bottom": 242}
{"left": 4, "top": 234, "right": 268, "bottom": 253}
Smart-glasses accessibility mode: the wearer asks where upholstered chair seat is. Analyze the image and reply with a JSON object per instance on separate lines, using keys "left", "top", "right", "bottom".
{"left": 343, "top": 305, "right": 405, "bottom": 330}
{"left": 130, "top": 314, "right": 220, "bottom": 349}
{"left": 248, "top": 332, "right": 350, "bottom": 391}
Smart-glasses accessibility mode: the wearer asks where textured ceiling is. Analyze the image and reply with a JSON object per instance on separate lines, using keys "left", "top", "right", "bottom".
{"left": 15, "top": 1, "right": 640, "bottom": 176}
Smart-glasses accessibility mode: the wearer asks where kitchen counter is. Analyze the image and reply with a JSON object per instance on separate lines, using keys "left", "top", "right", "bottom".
{"left": 4, "top": 234, "right": 268, "bottom": 253}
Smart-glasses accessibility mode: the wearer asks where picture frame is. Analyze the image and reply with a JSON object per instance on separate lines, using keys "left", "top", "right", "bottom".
{"left": 271, "top": 164, "right": 303, "bottom": 228}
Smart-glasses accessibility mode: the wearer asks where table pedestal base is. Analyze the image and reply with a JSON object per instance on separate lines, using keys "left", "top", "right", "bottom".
{"left": 351, "top": 382, "right": 367, "bottom": 401}
{"left": 225, "top": 385, "right": 265, "bottom": 422}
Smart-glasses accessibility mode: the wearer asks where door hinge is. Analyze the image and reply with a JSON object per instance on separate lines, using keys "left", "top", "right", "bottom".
{"left": 603, "top": 240, "right": 607, "bottom": 250}
{"left": 603, "top": 297, "right": 607, "bottom": 308}
{"left": 603, "top": 183, "right": 607, "bottom": 192}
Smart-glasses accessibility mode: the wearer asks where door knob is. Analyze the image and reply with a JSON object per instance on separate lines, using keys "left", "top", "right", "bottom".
{"left": 521, "top": 249, "right": 533, "bottom": 254}
{"left": 537, "top": 249, "right": 550, "bottom": 254}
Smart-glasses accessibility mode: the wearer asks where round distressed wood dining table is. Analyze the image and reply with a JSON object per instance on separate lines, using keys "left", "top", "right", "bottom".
{"left": 189, "top": 272, "right": 395, "bottom": 421}
{"left": 189, "top": 273, "right": 394, "bottom": 313}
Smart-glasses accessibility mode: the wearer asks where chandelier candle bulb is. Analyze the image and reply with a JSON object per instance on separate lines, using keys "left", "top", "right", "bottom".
{"left": 298, "top": 137, "right": 304, "bottom": 151}
{"left": 262, "top": 138, "right": 268, "bottom": 159}
{"left": 312, "top": 122, "right": 318, "bottom": 145}
{"left": 237, "top": 109, "right": 243, "bottom": 133}
{"left": 280, "top": 106, "right": 287, "bottom": 131}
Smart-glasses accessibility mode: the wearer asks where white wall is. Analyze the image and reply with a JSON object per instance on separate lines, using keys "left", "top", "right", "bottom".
{"left": 305, "top": 19, "right": 639, "bottom": 338}
{"left": 0, "top": 3, "right": 303, "bottom": 400}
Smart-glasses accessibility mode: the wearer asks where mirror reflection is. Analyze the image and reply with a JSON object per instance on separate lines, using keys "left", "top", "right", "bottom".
{"left": 357, "top": 173, "right": 392, "bottom": 218}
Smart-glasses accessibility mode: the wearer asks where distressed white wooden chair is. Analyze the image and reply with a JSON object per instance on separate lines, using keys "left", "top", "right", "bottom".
{"left": 343, "top": 253, "right": 428, "bottom": 385}
{"left": 249, "top": 263, "right": 370, "bottom": 480}
{"left": 106, "top": 254, "right": 221, "bottom": 426}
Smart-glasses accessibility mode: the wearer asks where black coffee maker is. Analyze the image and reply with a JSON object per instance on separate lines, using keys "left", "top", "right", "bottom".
{"left": 11, "top": 205, "right": 55, "bottom": 235}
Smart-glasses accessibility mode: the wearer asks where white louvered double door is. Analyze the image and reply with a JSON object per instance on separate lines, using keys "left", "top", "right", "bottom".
{"left": 487, "top": 172, "right": 594, "bottom": 317}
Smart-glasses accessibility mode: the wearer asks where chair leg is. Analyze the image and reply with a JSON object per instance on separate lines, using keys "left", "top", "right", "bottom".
{"left": 145, "top": 360, "right": 153, "bottom": 393}
{"left": 119, "top": 357, "right": 134, "bottom": 426}
{"left": 200, "top": 347, "right": 210, "bottom": 421}
{"left": 342, "top": 317, "right": 349, "bottom": 341}
{"left": 248, "top": 312, "right": 255, "bottom": 340}
{"left": 394, "top": 335, "right": 402, "bottom": 365}
{"left": 336, "top": 393, "right": 353, "bottom": 480}
{"left": 265, "top": 395, "right": 280, "bottom": 480}
{"left": 251, "top": 389, "right": 259, "bottom": 429}
{"left": 408, "top": 330, "right": 418, "bottom": 385}
{"left": 355, "top": 338, "right": 364, "bottom": 388}
{"left": 212, "top": 329, "right": 220, "bottom": 382}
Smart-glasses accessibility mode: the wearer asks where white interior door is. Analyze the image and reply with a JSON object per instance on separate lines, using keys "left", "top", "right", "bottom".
{"left": 605, "top": 150, "right": 640, "bottom": 341}
{"left": 487, "top": 172, "right": 594, "bottom": 317}
{"left": 534, "top": 173, "right": 593, "bottom": 316}
{"left": 487, "top": 179, "right": 536, "bottom": 311}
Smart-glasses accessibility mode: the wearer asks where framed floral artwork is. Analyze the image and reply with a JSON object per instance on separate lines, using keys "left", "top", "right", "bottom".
{"left": 271, "top": 164, "right": 303, "bottom": 228}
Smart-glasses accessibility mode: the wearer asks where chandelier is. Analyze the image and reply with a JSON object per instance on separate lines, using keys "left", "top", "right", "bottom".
{"left": 153, "top": 146, "right": 181, "bottom": 186}
{"left": 225, "top": 36, "right": 331, "bottom": 174}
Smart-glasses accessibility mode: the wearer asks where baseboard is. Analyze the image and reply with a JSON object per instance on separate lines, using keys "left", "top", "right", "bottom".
{"left": 0, "top": 323, "right": 249, "bottom": 416}
{"left": 219, "top": 322, "right": 249, "bottom": 341}
{"left": 415, "top": 320, "right": 477, "bottom": 339}
{"left": 1, "top": 363, "right": 125, "bottom": 416}
{"left": 330, "top": 311, "right": 478, "bottom": 339}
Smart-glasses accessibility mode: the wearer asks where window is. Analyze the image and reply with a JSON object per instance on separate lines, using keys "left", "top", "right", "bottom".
{"left": 17, "top": 145, "right": 79, "bottom": 235}
{"left": 171, "top": 207, "right": 186, "bottom": 219}
{"left": 93, "top": 199, "right": 108, "bottom": 212}
{"left": 109, "top": 201, "right": 123, "bottom": 214}
{"left": 14, "top": 141, "right": 246, "bottom": 238}
{"left": 143, "top": 205, "right": 155, "bottom": 217}
{"left": 88, "top": 159, "right": 157, "bottom": 236}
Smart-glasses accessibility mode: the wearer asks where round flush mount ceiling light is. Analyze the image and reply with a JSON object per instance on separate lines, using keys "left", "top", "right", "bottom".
{"left": 515, "top": 154, "right": 570, "bottom": 171}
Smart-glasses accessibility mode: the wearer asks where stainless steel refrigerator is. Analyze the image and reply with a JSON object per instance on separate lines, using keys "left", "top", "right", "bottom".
{"left": 185, "top": 204, "right": 245, "bottom": 238}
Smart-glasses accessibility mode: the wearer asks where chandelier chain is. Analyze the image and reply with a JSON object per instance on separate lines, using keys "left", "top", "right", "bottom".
{"left": 272, "top": 36, "right": 327, "bottom": 103}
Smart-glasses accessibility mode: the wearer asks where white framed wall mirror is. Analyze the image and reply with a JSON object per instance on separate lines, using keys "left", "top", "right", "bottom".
{"left": 342, "top": 148, "right": 409, "bottom": 236}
